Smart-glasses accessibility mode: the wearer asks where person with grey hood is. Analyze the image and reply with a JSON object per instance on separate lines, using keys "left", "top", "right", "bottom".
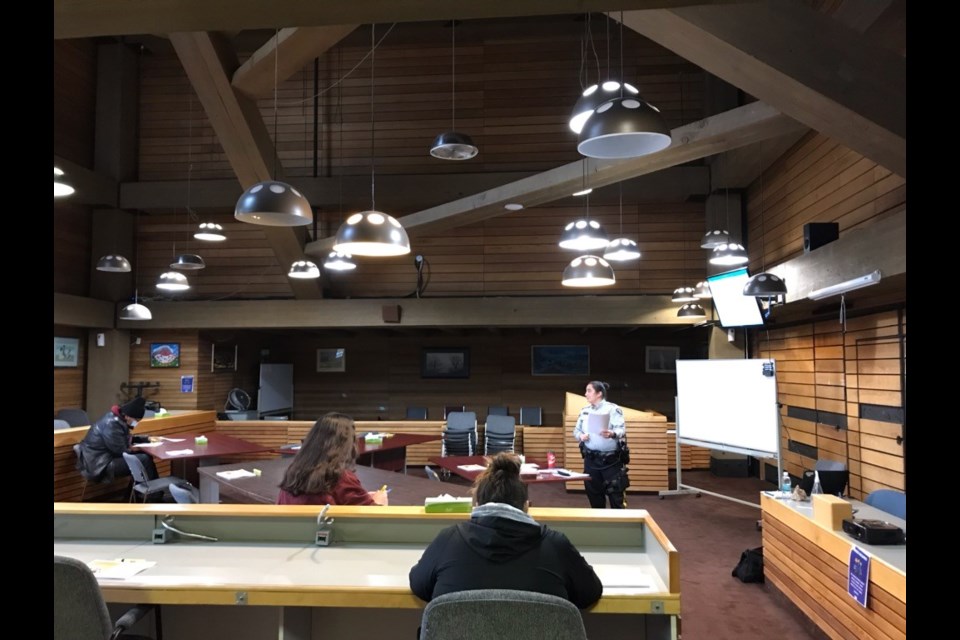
{"left": 408, "top": 452, "right": 602, "bottom": 609}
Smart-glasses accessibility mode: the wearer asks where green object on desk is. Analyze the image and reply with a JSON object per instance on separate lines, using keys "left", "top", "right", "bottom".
{"left": 424, "top": 497, "right": 472, "bottom": 513}
{"left": 195, "top": 436, "right": 208, "bottom": 445}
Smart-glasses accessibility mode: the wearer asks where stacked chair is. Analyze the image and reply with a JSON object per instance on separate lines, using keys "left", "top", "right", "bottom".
{"left": 484, "top": 415, "right": 517, "bottom": 455}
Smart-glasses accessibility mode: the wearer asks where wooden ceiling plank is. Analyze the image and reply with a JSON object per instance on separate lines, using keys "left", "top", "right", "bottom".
{"left": 620, "top": 2, "right": 906, "bottom": 177}
{"left": 169, "top": 31, "right": 322, "bottom": 299}
{"left": 232, "top": 25, "right": 358, "bottom": 99}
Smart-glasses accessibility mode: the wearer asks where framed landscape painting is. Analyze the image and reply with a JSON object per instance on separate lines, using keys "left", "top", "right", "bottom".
{"left": 421, "top": 348, "right": 470, "bottom": 378}
{"left": 150, "top": 342, "right": 180, "bottom": 368}
{"left": 531, "top": 345, "right": 589, "bottom": 376}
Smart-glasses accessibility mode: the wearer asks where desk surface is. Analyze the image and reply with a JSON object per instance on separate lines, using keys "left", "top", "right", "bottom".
{"left": 199, "top": 457, "right": 465, "bottom": 505}
{"left": 280, "top": 433, "right": 442, "bottom": 457}
{"left": 136, "top": 432, "right": 270, "bottom": 460}
{"left": 430, "top": 455, "right": 589, "bottom": 484}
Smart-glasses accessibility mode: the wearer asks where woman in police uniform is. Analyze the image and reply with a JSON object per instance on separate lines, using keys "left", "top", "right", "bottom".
{"left": 572, "top": 380, "right": 626, "bottom": 508}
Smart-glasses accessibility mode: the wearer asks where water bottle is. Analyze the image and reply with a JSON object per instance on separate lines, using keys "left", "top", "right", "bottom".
{"left": 780, "top": 471, "right": 792, "bottom": 493}
{"left": 811, "top": 470, "right": 824, "bottom": 495}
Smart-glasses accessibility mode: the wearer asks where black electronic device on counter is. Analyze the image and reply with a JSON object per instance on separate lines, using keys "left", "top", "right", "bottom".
{"left": 842, "top": 518, "right": 905, "bottom": 545}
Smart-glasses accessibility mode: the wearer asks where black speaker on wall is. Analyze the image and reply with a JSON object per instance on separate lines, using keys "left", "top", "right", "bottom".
{"left": 803, "top": 222, "right": 839, "bottom": 253}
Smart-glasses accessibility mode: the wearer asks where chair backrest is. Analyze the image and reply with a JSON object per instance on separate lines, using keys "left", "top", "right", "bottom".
{"left": 122, "top": 452, "right": 151, "bottom": 484}
{"left": 419, "top": 589, "right": 587, "bottom": 640}
{"left": 864, "top": 489, "right": 906, "bottom": 520}
{"left": 54, "top": 419, "right": 72, "bottom": 430}
{"left": 406, "top": 406, "right": 429, "bottom": 420}
{"left": 424, "top": 466, "right": 441, "bottom": 482}
{"left": 487, "top": 405, "right": 509, "bottom": 417}
{"left": 169, "top": 482, "right": 200, "bottom": 504}
{"left": 519, "top": 406, "right": 542, "bottom": 426}
{"left": 54, "top": 555, "right": 115, "bottom": 640}
{"left": 446, "top": 411, "right": 477, "bottom": 432}
{"left": 444, "top": 405, "right": 466, "bottom": 419}
{"left": 485, "top": 415, "right": 516, "bottom": 438}
{"left": 56, "top": 408, "right": 91, "bottom": 427}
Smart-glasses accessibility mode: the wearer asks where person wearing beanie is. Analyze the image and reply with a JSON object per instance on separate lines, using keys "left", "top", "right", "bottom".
{"left": 76, "top": 396, "right": 160, "bottom": 486}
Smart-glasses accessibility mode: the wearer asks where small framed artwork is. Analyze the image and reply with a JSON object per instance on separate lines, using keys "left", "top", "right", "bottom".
{"left": 646, "top": 346, "right": 680, "bottom": 374}
{"left": 54, "top": 337, "right": 80, "bottom": 368}
{"left": 211, "top": 344, "right": 238, "bottom": 373}
{"left": 422, "top": 348, "right": 470, "bottom": 379}
{"left": 531, "top": 345, "right": 589, "bottom": 376}
{"left": 150, "top": 342, "right": 181, "bottom": 368}
{"left": 317, "top": 348, "right": 346, "bottom": 373}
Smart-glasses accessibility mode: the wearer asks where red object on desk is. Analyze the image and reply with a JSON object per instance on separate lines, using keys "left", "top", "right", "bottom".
{"left": 429, "top": 455, "right": 587, "bottom": 484}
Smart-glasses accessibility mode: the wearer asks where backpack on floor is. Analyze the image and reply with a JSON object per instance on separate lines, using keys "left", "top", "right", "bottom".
{"left": 732, "top": 546, "right": 765, "bottom": 583}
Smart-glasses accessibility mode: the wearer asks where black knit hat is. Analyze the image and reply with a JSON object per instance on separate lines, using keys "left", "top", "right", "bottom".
{"left": 120, "top": 396, "right": 146, "bottom": 421}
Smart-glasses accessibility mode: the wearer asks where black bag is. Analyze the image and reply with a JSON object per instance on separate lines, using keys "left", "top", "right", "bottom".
{"left": 604, "top": 466, "right": 631, "bottom": 495}
{"left": 732, "top": 546, "right": 765, "bottom": 583}
{"left": 617, "top": 437, "right": 630, "bottom": 465}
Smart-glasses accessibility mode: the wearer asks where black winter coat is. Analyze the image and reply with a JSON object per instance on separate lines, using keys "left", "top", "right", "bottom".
{"left": 408, "top": 514, "right": 603, "bottom": 609}
{"left": 76, "top": 410, "right": 147, "bottom": 481}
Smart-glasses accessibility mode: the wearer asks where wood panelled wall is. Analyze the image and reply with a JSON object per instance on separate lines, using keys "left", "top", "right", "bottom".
{"left": 53, "top": 325, "right": 87, "bottom": 416}
{"left": 54, "top": 39, "right": 97, "bottom": 166}
{"left": 744, "top": 131, "right": 906, "bottom": 271}
{"left": 757, "top": 308, "right": 906, "bottom": 499}
{"left": 128, "top": 327, "right": 707, "bottom": 425}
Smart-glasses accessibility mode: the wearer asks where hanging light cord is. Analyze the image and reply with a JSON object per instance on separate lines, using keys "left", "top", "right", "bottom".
{"left": 370, "top": 23, "right": 376, "bottom": 211}
{"left": 618, "top": 182, "right": 624, "bottom": 235}
{"left": 619, "top": 11, "right": 625, "bottom": 97}
{"left": 451, "top": 20, "right": 456, "bottom": 131}
{"left": 272, "top": 27, "right": 280, "bottom": 180}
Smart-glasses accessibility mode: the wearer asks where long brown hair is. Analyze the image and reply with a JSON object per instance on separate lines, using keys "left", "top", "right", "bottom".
{"left": 279, "top": 412, "right": 358, "bottom": 496}
{"left": 473, "top": 452, "right": 528, "bottom": 510}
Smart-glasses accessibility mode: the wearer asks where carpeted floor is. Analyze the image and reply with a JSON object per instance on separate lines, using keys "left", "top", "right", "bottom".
{"left": 424, "top": 468, "right": 828, "bottom": 640}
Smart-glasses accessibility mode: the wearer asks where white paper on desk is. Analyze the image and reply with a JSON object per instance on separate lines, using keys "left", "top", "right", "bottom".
{"left": 587, "top": 413, "right": 610, "bottom": 435}
{"left": 166, "top": 449, "right": 194, "bottom": 456}
{"left": 520, "top": 463, "right": 540, "bottom": 475}
{"left": 546, "top": 468, "right": 589, "bottom": 479}
{"left": 592, "top": 564, "right": 654, "bottom": 589}
{"left": 133, "top": 442, "right": 163, "bottom": 448}
{"left": 216, "top": 469, "right": 256, "bottom": 480}
{"left": 457, "top": 464, "right": 487, "bottom": 472}
{"left": 159, "top": 436, "right": 186, "bottom": 442}
{"left": 88, "top": 558, "right": 156, "bottom": 580}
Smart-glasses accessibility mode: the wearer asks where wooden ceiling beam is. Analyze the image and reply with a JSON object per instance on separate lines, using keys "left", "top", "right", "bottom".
{"left": 54, "top": 0, "right": 744, "bottom": 39}
{"left": 620, "top": 1, "right": 906, "bottom": 177}
{"left": 305, "top": 101, "right": 805, "bottom": 256}
{"left": 169, "top": 31, "right": 322, "bottom": 299}
{"left": 232, "top": 25, "right": 357, "bottom": 99}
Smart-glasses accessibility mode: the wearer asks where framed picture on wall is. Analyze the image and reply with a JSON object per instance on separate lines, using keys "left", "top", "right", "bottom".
{"left": 531, "top": 345, "right": 589, "bottom": 376}
{"left": 645, "top": 346, "right": 679, "bottom": 374}
{"left": 317, "top": 348, "right": 346, "bottom": 372}
{"left": 150, "top": 342, "right": 181, "bottom": 368}
{"left": 422, "top": 348, "right": 470, "bottom": 378}
{"left": 54, "top": 337, "right": 80, "bottom": 368}
{"left": 211, "top": 344, "right": 238, "bottom": 373}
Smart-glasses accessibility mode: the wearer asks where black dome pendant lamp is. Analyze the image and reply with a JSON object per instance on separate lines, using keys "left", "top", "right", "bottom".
{"left": 431, "top": 20, "right": 478, "bottom": 160}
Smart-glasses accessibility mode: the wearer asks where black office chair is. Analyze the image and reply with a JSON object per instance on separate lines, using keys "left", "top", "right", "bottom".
{"left": 122, "top": 453, "right": 182, "bottom": 503}
{"left": 486, "top": 405, "right": 509, "bottom": 418}
{"left": 56, "top": 408, "right": 92, "bottom": 427}
{"left": 484, "top": 415, "right": 517, "bottom": 455}
{"left": 442, "top": 411, "right": 478, "bottom": 458}
{"left": 519, "top": 406, "right": 542, "bottom": 426}
{"left": 424, "top": 466, "right": 442, "bottom": 482}
{"left": 419, "top": 589, "right": 587, "bottom": 640}
{"left": 406, "top": 406, "right": 429, "bottom": 420}
{"left": 444, "top": 405, "right": 466, "bottom": 419}
{"left": 54, "top": 555, "right": 159, "bottom": 640}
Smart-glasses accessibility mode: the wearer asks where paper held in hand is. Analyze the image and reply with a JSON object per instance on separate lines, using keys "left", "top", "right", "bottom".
{"left": 587, "top": 412, "right": 610, "bottom": 435}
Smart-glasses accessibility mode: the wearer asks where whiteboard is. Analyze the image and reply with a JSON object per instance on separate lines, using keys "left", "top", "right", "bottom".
{"left": 675, "top": 359, "right": 779, "bottom": 458}
{"left": 258, "top": 363, "right": 293, "bottom": 416}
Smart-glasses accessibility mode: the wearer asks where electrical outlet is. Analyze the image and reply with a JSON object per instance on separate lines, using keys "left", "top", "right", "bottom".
{"left": 152, "top": 528, "right": 170, "bottom": 544}
{"left": 315, "top": 530, "right": 332, "bottom": 546}
{"left": 727, "top": 329, "right": 735, "bottom": 343}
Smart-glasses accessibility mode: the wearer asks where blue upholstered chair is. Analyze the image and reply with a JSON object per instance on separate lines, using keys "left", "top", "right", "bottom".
{"left": 519, "top": 406, "right": 542, "bottom": 426}
{"left": 122, "top": 453, "right": 181, "bottom": 503}
{"left": 169, "top": 482, "right": 200, "bottom": 504}
{"left": 864, "top": 489, "right": 906, "bottom": 520}
{"left": 56, "top": 408, "right": 91, "bottom": 427}
{"left": 419, "top": 589, "right": 587, "bottom": 640}
{"left": 484, "top": 415, "right": 517, "bottom": 455}
{"left": 442, "top": 411, "right": 478, "bottom": 458}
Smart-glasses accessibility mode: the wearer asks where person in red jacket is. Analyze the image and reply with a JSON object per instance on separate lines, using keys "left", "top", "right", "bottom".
{"left": 277, "top": 412, "right": 389, "bottom": 506}
{"left": 408, "top": 452, "right": 602, "bottom": 609}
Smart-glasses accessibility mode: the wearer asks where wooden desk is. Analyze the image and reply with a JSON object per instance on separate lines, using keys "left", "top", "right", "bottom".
{"left": 135, "top": 432, "right": 271, "bottom": 486}
{"left": 54, "top": 503, "right": 680, "bottom": 639}
{"left": 761, "top": 494, "right": 906, "bottom": 640}
{"left": 198, "top": 457, "right": 462, "bottom": 505}
{"left": 430, "top": 455, "right": 590, "bottom": 484}
{"left": 281, "top": 434, "right": 442, "bottom": 473}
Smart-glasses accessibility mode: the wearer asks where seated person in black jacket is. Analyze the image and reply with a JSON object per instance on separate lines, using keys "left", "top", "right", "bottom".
{"left": 76, "top": 397, "right": 159, "bottom": 483}
{"left": 408, "top": 452, "right": 603, "bottom": 609}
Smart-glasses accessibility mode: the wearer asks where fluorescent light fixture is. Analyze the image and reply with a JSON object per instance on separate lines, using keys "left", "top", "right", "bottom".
{"left": 807, "top": 270, "right": 882, "bottom": 300}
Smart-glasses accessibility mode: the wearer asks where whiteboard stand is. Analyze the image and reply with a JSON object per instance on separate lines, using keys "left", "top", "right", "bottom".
{"left": 658, "top": 427, "right": 701, "bottom": 499}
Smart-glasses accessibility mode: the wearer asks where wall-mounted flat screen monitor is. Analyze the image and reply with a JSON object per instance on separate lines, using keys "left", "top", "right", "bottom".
{"left": 706, "top": 267, "right": 764, "bottom": 328}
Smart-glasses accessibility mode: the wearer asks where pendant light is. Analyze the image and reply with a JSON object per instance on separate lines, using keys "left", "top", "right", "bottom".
{"left": 577, "top": 12, "right": 670, "bottom": 159}
{"left": 324, "top": 252, "right": 357, "bottom": 271}
{"left": 677, "top": 302, "right": 706, "bottom": 318}
{"left": 430, "top": 20, "right": 478, "bottom": 160}
{"left": 694, "top": 280, "right": 712, "bottom": 299}
{"left": 559, "top": 160, "right": 608, "bottom": 251}
{"left": 568, "top": 13, "right": 633, "bottom": 135}
{"left": 53, "top": 166, "right": 75, "bottom": 197}
{"left": 744, "top": 144, "right": 788, "bottom": 299}
{"left": 334, "top": 24, "right": 411, "bottom": 257}
{"left": 709, "top": 183, "right": 748, "bottom": 266}
{"left": 671, "top": 120, "right": 699, "bottom": 303}
{"left": 562, "top": 255, "right": 616, "bottom": 287}
{"left": 194, "top": 222, "right": 226, "bottom": 242}
{"left": 234, "top": 29, "right": 313, "bottom": 227}
{"left": 156, "top": 270, "right": 189, "bottom": 291}
{"left": 120, "top": 212, "right": 152, "bottom": 321}
{"left": 323, "top": 57, "right": 357, "bottom": 274}
{"left": 288, "top": 260, "right": 320, "bottom": 279}
{"left": 604, "top": 182, "right": 641, "bottom": 261}
{"left": 172, "top": 95, "right": 206, "bottom": 271}
{"left": 96, "top": 254, "right": 132, "bottom": 273}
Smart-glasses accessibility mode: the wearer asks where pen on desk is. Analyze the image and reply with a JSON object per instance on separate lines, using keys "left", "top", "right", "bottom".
{"left": 379, "top": 484, "right": 390, "bottom": 493}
